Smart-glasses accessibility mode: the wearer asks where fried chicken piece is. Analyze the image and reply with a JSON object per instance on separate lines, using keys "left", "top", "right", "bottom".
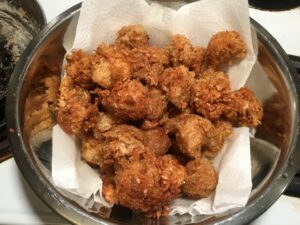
{"left": 146, "top": 88, "right": 168, "bottom": 120}
{"left": 164, "top": 114, "right": 215, "bottom": 158}
{"left": 204, "top": 31, "right": 247, "bottom": 69}
{"left": 159, "top": 66, "right": 195, "bottom": 110}
{"left": 97, "top": 125, "right": 148, "bottom": 170}
{"left": 144, "top": 127, "right": 171, "bottom": 156}
{"left": 116, "top": 25, "right": 149, "bottom": 49}
{"left": 57, "top": 77, "right": 95, "bottom": 135}
{"left": 167, "top": 34, "right": 205, "bottom": 74}
{"left": 191, "top": 69, "right": 231, "bottom": 120}
{"left": 99, "top": 80, "right": 148, "bottom": 120}
{"left": 97, "top": 29, "right": 168, "bottom": 87}
{"left": 83, "top": 111, "right": 124, "bottom": 138}
{"left": 102, "top": 175, "right": 118, "bottom": 204}
{"left": 96, "top": 43, "right": 130, "bottom": 61}
{"left": 129, "top": 46, "right": 169, "bottom": 86}
{"left": 222, "top": 87, "right": 263, "bottom": 127}
{"left": 91, "top": 58, "right": 113, "bottom": 89}
{"left": 114, "top": 154, "right": 185, "bottom": 215}
{"left": 66, "top": 50, "right": 94, "bottom": 89}
{"left": 203, "top": 121, "right": 233, "bottom": 158}
{"left": 141, "top": 113, "right": 169, "bottom": 130}
{"left": 192, "top": 72, "right": 262, "bottom": 127}
{"left": 91, "top": 55, "right": 131, "bottom": 89}
{"left": 182, "top": 158, "right": 218, "bottom": 198}
{"left": 81, "top": 135, "right": 102, "bottom": 165}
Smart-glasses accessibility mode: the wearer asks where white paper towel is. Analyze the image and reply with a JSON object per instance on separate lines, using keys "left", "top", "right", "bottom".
{"left": 52, "top": 0, "right": 256, "bottom": 215}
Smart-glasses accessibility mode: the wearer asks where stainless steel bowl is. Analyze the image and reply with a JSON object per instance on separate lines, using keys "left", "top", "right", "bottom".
{"left": 6, "top": 3, "right": 300, "bottom": 225}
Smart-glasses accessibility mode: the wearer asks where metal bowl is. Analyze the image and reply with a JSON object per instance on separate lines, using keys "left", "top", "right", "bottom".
{"left": 6, "top": 3, "right": 300, "bottom": 225}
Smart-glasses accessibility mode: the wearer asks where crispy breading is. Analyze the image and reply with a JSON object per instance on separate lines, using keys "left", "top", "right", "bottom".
{"left": 204, "top": 31, "right": 247, "bottom": 69}
{"left": 114, "top": 154, "right": 185, "bottom": 215}
{"left": 96, "top": 43, "right": 168, "bottom": 87}
{"left": 221, "top": 87, "right": 263, "bottom": 127}
{"left": 144, "top": 127, "right": 171, "bottom": 156}
{"left": 96, "top": 43, "right": 130, "bottom": 61}
{"left": 192, "top": 69, "right": 231, "bottom": 120}
{"left": 66, "top": 50, "right": 94, "bottom": 89}
{"left": 164, "top": 114, "right": 215, "bottom": 158}
{"left": 203, "top": 121, "right": 233, "bottom": 158}
{"left": 116, "top": 25, "right": 149, "bottom": 49}
{"left": 102, "top": 175, "right": 118, "bottom": 204}
{"left": 146, "top": 87, "right": 168, "bottom": 120}
{"left": 83, "top": 111, "right": 124, "bottom": 139}
{"left": 182, "top": 158, "right": 218, "bottom": 198}
{"left": 57, "top": 77, "right": 95, "bottom": 135}
{"left": 167, "top": 34, "right": 205, "bottom": 74}
{"left": 81, "top": 135, "right": 102, "bottom": 165}
{"left": 128, "top": 46, "right": 169, "bottom": 86}
{"left": 160, "top": 65, "right": 195, "bottom": 110}
{"left": 91, "top": 55, "right": 131, "bottom": 89}
{"left": 99, "top": 80, "right": 148, "bottom": 120}
{"left": 192, "top": 73, "right": 263, "bottom": 127}
{"left": 97, "top": 125, "right": 147, "bottom": 170}
{"left": 141, "top": 113, "right": 169, "bottom": 130}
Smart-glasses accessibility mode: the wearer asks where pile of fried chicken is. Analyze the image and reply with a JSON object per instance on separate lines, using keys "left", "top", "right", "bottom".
{"left": 57, "top": 25, "right": 263, "bottom": 217}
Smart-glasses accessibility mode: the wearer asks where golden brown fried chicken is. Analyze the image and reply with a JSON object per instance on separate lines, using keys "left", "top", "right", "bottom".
{"left": 116, "top": 25, "right": 149, "bottom": 49}
{"left": 204, "top": 31, "right": 247, "bottom": 69}
{"left": 83, "top": 111, "right": 124, "bottom": 138}
{"left": 144, "top": 127, "right": 171, "bottom": 156}
{"left": 203, "top": 121, "right": 233, "bottom": 158}
{"left": 192, "top": 72, "right": 262, "bottom": 127}
{"left": 57, "top": 25, "right": 261, "bottom": 217}
{"left": 81, "top": 135, "right": 102, "bottom": 165}
{"left": 99, "top": 80, "right": 148, "bottom": 120}
{"left": 160, "top": 66, "right": 195, "bottom": 110}
{"left": 96, "top": 27, "right": 168, "bottom": 87}
{"left": 96, "top": 43, "right": 129, "bottom": 61}
{"left": 57, "top": 77, "right": 95, "bottom": 135}
{"left": 141, "top": 113, "right": 169, "bottom": 130}
{"left": 164, "top": 114, "right": 215, "bottom": 159}
{"left": 114, "top": 154, "right": 185, "bottom": 215}
{"left": 66, "top": 50, "right": 94, "bottom": 89}
{"left": 167, "top": 34, "right": 205, "bottom": 74}
{"left": 146, "top": 87, "right": 168, "bottom": 120}
{"left": 129, "top": 46, "right": 169, "bottom": 86}
{"left": 182, "top": 158, "right": 218, "bottom": 198}
{"left": 97, "top": 125, "right": 147, "bottom": 170}
{"left": 91, "top": 57, "right": 131, "bottom": 89}
{"left": 191, "top": 69, "right": 231, "bottom": 120}
{"left": 102, "top": 175, "right": 117, "bottom": 204}
{"left": 95, "top": 43, "right": 132, "bottom": 88}
{"left": 221, "top": 87, "right": 263, "bottom": 127}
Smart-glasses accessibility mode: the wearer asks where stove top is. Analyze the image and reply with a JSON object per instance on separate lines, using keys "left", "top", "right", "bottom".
{"left": 249, "top": 0, "right": 300, "bottom": 11}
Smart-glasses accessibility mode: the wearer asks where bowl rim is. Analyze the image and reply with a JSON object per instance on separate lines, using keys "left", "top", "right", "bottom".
{"left": 5, "top": 3, "right": 300, "bottom": 225}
